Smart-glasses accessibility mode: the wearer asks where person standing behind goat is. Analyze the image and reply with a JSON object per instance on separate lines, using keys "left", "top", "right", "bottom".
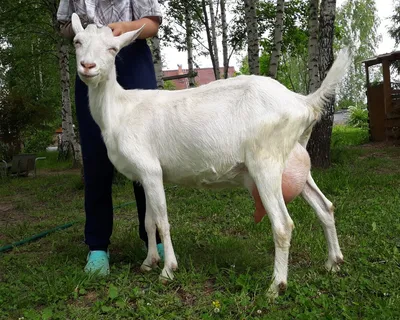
{"left": 57, "top": 0, "right": 163, "bottom": 275}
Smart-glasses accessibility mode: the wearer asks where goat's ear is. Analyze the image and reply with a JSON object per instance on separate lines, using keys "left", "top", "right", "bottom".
{"left": 71, "top": 13, "right": 84, "bottom": 35}
{"left": 116, "top": 24, "right": 145, "bottom": 48}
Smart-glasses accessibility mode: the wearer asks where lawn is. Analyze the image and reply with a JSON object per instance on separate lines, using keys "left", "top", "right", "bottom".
{"left": 1, "top": 126, "right": 399, "bottom": 319}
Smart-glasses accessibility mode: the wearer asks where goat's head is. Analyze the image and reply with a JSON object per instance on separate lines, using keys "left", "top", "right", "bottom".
{"left": 71, "top": 13, "right": 144, "bottom": 86}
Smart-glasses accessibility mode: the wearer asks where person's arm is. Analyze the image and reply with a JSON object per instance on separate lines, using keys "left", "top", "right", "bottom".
{"left": 108, "top": 0, "right": 162, "bottom": 38}
{"left": 59, "top": 21, "right": 75, "bottom": 40}
{"left": 57, "top": 0, "right": 75, "bottom": 40}
{"left": 108, "top": 17, "right": 160, "bottom": 38}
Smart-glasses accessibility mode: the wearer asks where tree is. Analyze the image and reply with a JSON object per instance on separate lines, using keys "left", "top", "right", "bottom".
{"left": 201, "top": 0, "right": 220, "bottom": 79}
{"left": 245, "top": 0, "right": 260, "bottom": 75}
{"left": 209, "top": 0, "right": 221, "bottom": 79}
{"left": 162, "top": 0, "right": 213, "bottom": 81}
{"left": 185, "top": 4, "right": 196, "bottom": 87}
{"left": 220, "top": 0, "right": 229, "bottom": 78}
{"left": 389, "top": 0, "right": 400, "bottom": 44}
{"left": 268, "top": 0, "right": 285, "bottom": 78}
{"left": 0, "top": 0, "right": 82, "bottom": 164}
{"left": 0, "top": 1, "right": 59, "bottom": 152}
{"left": 307, "top": 0, "right": 320, "bottom": 93}
{"left": 335, "top": 0, "right": 380, "bottom": 108}
{"left": 307, "top": 0, "right": 337, "bottom": 168}
{"left": 150, "top": 35, "right": 164, "bottom": 89}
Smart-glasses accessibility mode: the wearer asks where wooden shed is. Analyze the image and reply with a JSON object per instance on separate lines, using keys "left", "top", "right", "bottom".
{"left": 364, "top": 52, "right": 400, "bottom": 142}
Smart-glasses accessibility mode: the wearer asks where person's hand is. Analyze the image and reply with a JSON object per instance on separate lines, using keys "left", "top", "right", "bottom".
{"left": 108, "top": 18, "right": 160, "bottom": 39}
{"left": 108, "top": 21, "right": 128, "bottom": 36}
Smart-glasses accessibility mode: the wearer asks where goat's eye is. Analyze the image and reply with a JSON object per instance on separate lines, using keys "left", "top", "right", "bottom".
{"left": 108, "top": 47, "right": 118, "bottom": 54}
{"left": 74, "top": 40, "right": 82, "bottom": 47}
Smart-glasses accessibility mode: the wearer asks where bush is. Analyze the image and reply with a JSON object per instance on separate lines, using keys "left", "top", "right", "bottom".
{"left": 347, "top": 104, "right": 369, "bottom": 129}
{"left": 23, "top": 129, "right": 54, "bottom": 153}
{"left": 164, "top": 80, "right": 177, "bottom": 90}
{"left": 331, "top": 125, "right": 369, "bottom": 147}
{"left": 0, "top": 141, "right": 11, "bottom": 162}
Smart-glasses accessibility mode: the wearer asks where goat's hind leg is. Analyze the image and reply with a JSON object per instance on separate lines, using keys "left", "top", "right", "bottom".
{"left": 301, "top": 173, "right": 343, "bottom": 271}
{"left": 140, "top": 204, "right": 160, "bottom": 272}
{"left": 247, "top": 157, "right": 294, "bottom": 299}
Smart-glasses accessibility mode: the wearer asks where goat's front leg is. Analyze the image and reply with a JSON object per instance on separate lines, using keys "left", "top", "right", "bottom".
{"left": 141, "top": 167, "right": 178, "bottom": 282}
{"left": 247, "top": 157, "right": 294, "bottom": 299}
{"left": 301, "top": 173, "right": 343, "bottom": 271}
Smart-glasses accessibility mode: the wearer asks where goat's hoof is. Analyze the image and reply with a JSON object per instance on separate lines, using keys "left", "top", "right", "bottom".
{"left": 140, "top": 264, "right": 153, "bottom": 273}
{"left": 170, "top": 263, "right": 178, "bottom": 272}
{"left": 267, "top": 281, "right": 286, "bottom": 301}
{"left": 278, "top": 282, "right": 287, "bottom": 295}
{"left": 159, "top": 268, "right": 174, "bottom": 283}
{"left": 325, "top": 256, "right": 344, "bottom": 273}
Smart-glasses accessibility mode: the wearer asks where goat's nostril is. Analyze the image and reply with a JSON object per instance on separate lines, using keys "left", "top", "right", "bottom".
{"left": 80, "top": 62, "right": 96, "bottom": 69}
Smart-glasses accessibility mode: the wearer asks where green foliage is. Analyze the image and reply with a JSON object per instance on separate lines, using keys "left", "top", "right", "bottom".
{"left": 237, "top": 0, "right": 312, "bottom": 93}
{"left": 23, "top": 129, "right": 54, "bottom": 154}
{"left": 259, "top": 52, "right": 270, "bottom": 76}
{"left": 164, "top": 80, "right": 177, "bottom": 90}
{"left": 331, "top": 125, "right": 369, "bottom": 147}
{"left": 389, "top": 0, "right": 400, "bottom": 45}
{"left": 0, "top": 0, "right": 68, "bottom": 155}
{"left": 239, "top": 56, "right": 250, "bottom": 75}
{"left": 335, "top": 0, "right": 381, "bottom": 107}
{"left": 35, "top": 151, "right": 75, "bottom": 171}
{"left": 347, "top": 104, "right": 369, "bottom": 129}
{"left": 0, "top": 141, "right": 11, "bottom": 162}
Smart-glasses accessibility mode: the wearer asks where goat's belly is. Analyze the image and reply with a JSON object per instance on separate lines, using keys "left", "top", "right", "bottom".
{"left": 162, "top": 162, "right": 248, "bottom": 188}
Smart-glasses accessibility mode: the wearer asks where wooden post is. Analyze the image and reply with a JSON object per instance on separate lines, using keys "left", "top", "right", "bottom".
{"left": 364, "top": 62, "right": 372, "bottom": 141}
{"left": 382, "top": 59, "right": 392, "bottom": 115}
{"left": 364, "top": 63, "right": 370, "bottom": 89}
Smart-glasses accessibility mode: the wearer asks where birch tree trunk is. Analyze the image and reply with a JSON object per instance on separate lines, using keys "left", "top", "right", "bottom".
{"left": 209, "top": 0, "right": 220, "bottom": 79}
{"left": 220, "top": 0, "right": 229, "bottom": 79}
{"left": 307, "top": 0, "right": 336, "bottom": 168}
{"left": 185, "top": 5, "right": 196, "bottom": 87}
{"left": 58, "top": 40, "right": 82, "bottom": 165}
{"left": 244, "top": 0, "right": 259, "bottom": 75}
{"left": 307, "top": 0, "right": 320, "bottom": 93}
{"left": 268, "top": 0, "right": 285, "bottom": 78}
{"left": 49, "top": 0, "right": 81, "bottom": 165}
{"left": 201, "top": 0, "right": 218, "bottom": 80}
{"left": 150, "top": 35, "right": 164, "bottom": 89}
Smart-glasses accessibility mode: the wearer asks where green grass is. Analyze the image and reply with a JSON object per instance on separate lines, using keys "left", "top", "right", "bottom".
{"left": 1, "top": 127, "right": 400, "bottom": 319}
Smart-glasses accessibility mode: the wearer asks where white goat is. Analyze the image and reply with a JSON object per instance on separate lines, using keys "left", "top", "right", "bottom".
{"left": 71, "top": 13, "right": 350, "bottom": 298}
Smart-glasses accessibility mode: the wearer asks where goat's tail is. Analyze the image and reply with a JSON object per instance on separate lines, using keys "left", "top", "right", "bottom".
{"left": 306, "top": 47, "right": 352, "bottom": 118}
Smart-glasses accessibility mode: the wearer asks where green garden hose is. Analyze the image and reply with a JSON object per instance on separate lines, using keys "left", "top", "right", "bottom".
{"left": 0, "top": 201, "right": 136, "bottom": 253}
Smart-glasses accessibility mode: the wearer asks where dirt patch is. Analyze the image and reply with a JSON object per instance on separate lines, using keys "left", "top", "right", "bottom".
{"left": 356, "top": 142, "right": 400, "bottom": 174}
{"left": 69, "top": 290, "right": 99, "bottom": 308}
{"left": 203, "top": 279, "right": 215, "bottom": 296}
{"left": 289, "top": 251, "right": 312, "bottom": 268}
{"left": 360, "top": 141, "right": 400, "bottom": 148}
{"left": 0, "top": 203, "right": 22, "bottom": 226}
{"left": 39, "top": 168, "right": 81, "bottom": 176}
{"left": 176, "top": 287, "right": 197, "bottom": 306}
{"left": 0, "top": 203, "right": 13, "bottom": 212}
{"left": 0, "top": 202, "right": 40, "bottom": 233}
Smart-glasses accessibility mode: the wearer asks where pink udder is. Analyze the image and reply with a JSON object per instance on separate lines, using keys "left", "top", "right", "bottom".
{"left": 253, "top": 144, "right": 311, "bottom": 223}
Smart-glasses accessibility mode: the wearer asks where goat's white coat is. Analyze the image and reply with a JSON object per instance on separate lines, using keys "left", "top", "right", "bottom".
{"left": 71, "top": 13, "right": 349, "bottom": 297}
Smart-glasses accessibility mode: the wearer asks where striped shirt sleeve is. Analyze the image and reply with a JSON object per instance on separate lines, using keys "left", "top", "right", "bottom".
{"left": 132, "top": 0, "right": 162, "bottom": 22}
{"left": 57, "top": 0, "right": 74, "bottom": 22}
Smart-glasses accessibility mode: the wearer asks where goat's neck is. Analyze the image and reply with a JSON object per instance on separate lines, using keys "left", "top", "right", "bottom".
{"left": 88, "top": 66, "right": 123, "bottom": 132}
